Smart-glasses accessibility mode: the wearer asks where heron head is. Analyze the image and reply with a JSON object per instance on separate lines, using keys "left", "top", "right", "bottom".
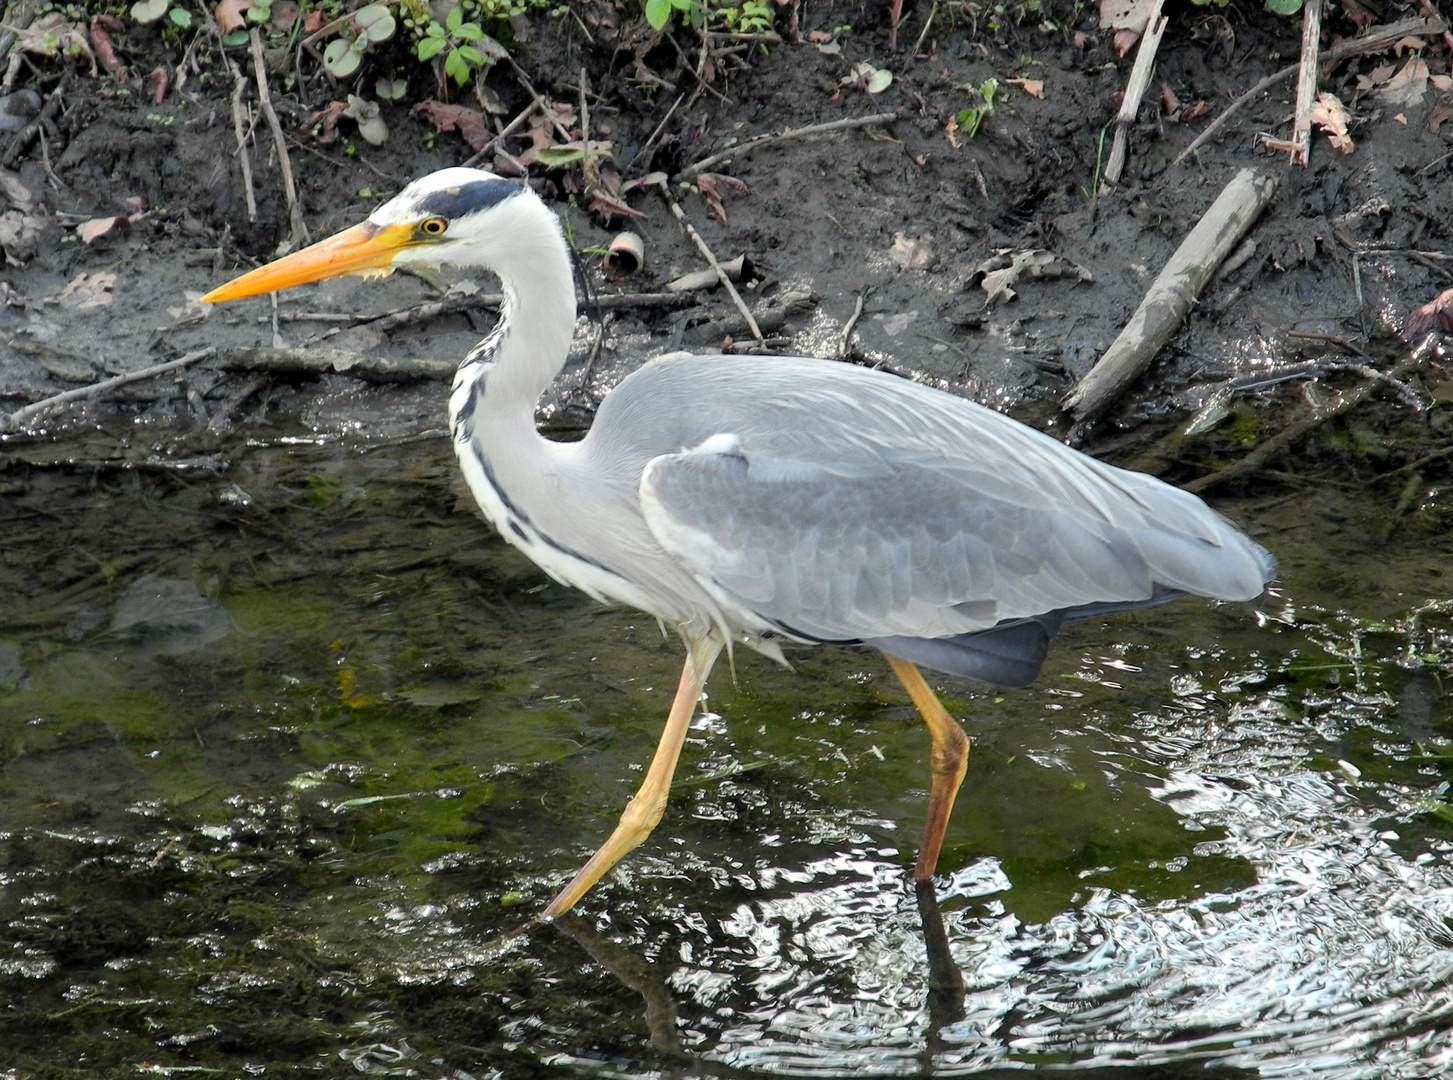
{"left": 201, "top": 168, "right": 530, "bottom": 303}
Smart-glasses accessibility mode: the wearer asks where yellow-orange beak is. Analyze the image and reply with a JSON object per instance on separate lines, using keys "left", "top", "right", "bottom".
{"left": 201, "top": 221, "right": 422, "bottom": 302}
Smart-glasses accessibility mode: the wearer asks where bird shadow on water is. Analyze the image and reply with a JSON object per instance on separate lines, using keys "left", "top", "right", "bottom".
{"left": 0, "top": 423, "right": 1452, "bottom": 1077}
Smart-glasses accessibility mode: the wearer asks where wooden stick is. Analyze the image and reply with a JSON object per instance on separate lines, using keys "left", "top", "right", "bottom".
{"left": 230, "top": 76, "right": 258, "bottom": 221}
{"left": 249, "top": 29, "right": 307, "bottom": 249}
{"left": 1063, "top": 169, "right": 1277, "bottom": 424}
{"left": 1100, "top": 0, "right": 1167, "bottom": 191}
{"left": 662, "top": 190, "right": 764, "bottom": 345}
{"left": 676, "top": 112, "right": 898, "bottom": 180}
{"left": 627, "top": 93, "right": 684, "bottom": 179}
{"left": 1289, "top": 0, "right": 1323, "bottom": 166}
{"left": 1172, "top": 16, "right": 1445, "bottom": 168}
{"left": 1, "top": 348, "right": 216, "bottom": 433}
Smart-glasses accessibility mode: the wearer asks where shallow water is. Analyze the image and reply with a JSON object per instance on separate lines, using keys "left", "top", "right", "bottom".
{"left": 1, "top": 421, "right": 1451, "bottom": 1079}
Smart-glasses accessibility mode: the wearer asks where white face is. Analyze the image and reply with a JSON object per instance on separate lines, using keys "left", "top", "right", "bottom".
{"left": 369, "top": 168, "right": 524, "bottom": 268}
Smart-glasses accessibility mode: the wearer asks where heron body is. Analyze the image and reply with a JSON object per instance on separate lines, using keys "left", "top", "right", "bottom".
{"left": 203, "top": 168, "right": 1275, "bottom": 921}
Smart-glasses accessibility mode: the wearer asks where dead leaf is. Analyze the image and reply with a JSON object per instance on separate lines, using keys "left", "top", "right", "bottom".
{"left": 1379, "top": 57, "right": 1429, "bottom": 110}
{"left": 1434, "top": 74, "right": 1453, "bottom": 92}
{"left": 413, "top": 101, "right": 490, "bottom": 151}
{"left": 53, "top": 272, "right": 116, "bottom": 310}
{"left": 1161, "top": 82, "right": 1181, "bottom": 116}
{"left": 1007, "top": 77, "right": 1043, "bottom": 99}
{"left": 1394, "top": 113, "right": 1408, "bottom": 125}
{"left": 89, "top": 19, "right": 128, "bottom": 81}
{"left": 696, "top": 173, "right": 748, "bottom": 223}
{"left": 1357, "top": 63, "right": 1396, "bottom": 90}
{"left": 166, "top": 290, "right": 213, "bottom": 327}
{"left": 586, "top": 189, "right": 645, "bottom": 223}
{"left": 815, "top": 41, "right": 842, "bottom": 56}
{"left": 214, "top": 0, "right": 253, "bottom": 32}
{"left": 807, "top": 30, "right": 833, "bottom": 41}
{"left": 944, "top": 115, "right": 963, "bottom": 149}
{"left": 1099, "top": 0, "right": 1157, "bottom": 56}
{"left": 890, "top": 232, "right": 936, "bottom": 271}
{"left": 1182, "top": 99, "right": 1211, "bottom": 120}
{"left": 78, "top": 216, "right": 130, "bottom": 245}
{"left": 1430, "top": 102, "right": 1451, "bottom": 133}
{"left": 1395, "top": 35, "right": 1427, "bottom": 53}
{"left": 1405, "top": 286, "right": 1453, "bottom": 338}
{"left": 1307, "top": 92, "right": 1354, "bottom": 153}
{"left": 303, "top": 101, "right": 347, "bottom": 144}
{"left": 972, "top": 248, "right": 1093, "bottom": 307}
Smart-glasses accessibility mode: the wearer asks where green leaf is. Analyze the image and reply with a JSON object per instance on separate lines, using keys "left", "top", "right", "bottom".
{"left": 1424, "top": 800, "right": 1453, "bottom": 826}
{"left": 221, "top": 27, "right": 248, "bottom": 44}
{"left": 444, "top": 48, "right": 469, "bottom": 84}
{"left": 425, "top": 20, "right": 446, "bottom": 37}
{"left": 446, "top": 5, "right": 462, "bottom": 31}
{"left": 456, "top": 44, "right": 482, "bottom": 64}
{"left": 454, "top": 21, "right": 483, "bottom": 39}
{"left": 324, "top": 37, "right": 362, "bottom": 77}
{"left": 1264, "top": 0, "right": 1302, "bottom": 11}
{"left": 246, "top": 3, "right": 270, "bottom": 21}
{"left": 534, "top": 145, "right": 584, "bottom": 166}
{"left": 167, "top": 6, "right": 191, "bottom": 25}
{"left": 669, "top": 0, "right": 692, "bottom": 9}
{"left": 130, "top": 0, "right": 168, "bottom": 23}
{"left": 416, "top": 35, "right": 445, "bottom": 59}
{"left": 645, "top": 0, "right": 671, "bottom": 29}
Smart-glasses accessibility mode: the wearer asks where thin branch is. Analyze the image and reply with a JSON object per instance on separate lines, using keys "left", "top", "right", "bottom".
{"left": 249, "top": 28, "right": 307, "bottom": 249}
{"left": 661, "top": 190, "right": 763, "bottom": 345}
{"left": 230, "top": 75, "right": 257, "bottom": 221}
{"left": 461, "top": 94, "right": 542, "bottom": 168}
{"left": 676, "top": 112, "right": 898, "bottom": 180}
{"left": 1, "top": 348, "right": 217, "bottom": 433}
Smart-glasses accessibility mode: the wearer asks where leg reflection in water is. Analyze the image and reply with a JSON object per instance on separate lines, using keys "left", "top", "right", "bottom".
{"left": 551, "top": 881, "right": 970, "bottom": 1076}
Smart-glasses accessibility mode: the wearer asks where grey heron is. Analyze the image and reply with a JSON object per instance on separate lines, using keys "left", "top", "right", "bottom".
{"left": 202, "top": 167, "right": 1275, "bottom": 922}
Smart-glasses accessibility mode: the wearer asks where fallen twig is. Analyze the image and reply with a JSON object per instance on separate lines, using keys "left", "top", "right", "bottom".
{"left": 0, "top": 76, "right": 62, "bottom": 169}
{"left": 249, "top": 29, "right": 307, "bottom": 249}
{"left": 461, "top": 94, "right": 542, "bottom": 169}
{"left": 1185, "top": 340, "right": 1434, "bottom": 494}
{"left": 676, "top": 112, "right": 898, "bottom": 181}
{"left": 840, "top": 288, "right": 869, "bottom": 359}
{"left": 219, "top": 347, "right": 455, "bottom": 381}
{"left": 1063, "top": 168, "right": 1278, "bottom": 426}
{"left": 230, "top": 76, "right": 258, "bottom": 221}
{"left": 1, "top": 348, "right": 217, "bottom": 433}
{"left": 1173, "top": 16, "right": 1446, "bottom": 168}
{"left": 1100, "top": 0, "right": 1167, "bottom": 191}
{"left": 1289, "top": 0, "right": 1323, "bottom": 166}
{"left": 661, "top": 190, "right": 763, "bottom": 345}
{"left": 628, "top": 93, "right": 684, "bottom": 180}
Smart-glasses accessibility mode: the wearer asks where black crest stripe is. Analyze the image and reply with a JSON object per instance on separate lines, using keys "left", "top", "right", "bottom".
{"left": 415, "top": 179, "right": 520, "bottom": 220}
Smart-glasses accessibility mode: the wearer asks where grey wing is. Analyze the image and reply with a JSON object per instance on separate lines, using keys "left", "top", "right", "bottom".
{"left": 635, "top": 400, "right": 1274, "bottom": 667}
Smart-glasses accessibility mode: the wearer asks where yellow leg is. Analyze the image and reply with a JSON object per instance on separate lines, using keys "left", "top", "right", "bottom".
{"left": 541, "top": 635, "right": 724, "bottom": 921}
{"left": 882, "top": 653, "right": 969, "bottom": 882}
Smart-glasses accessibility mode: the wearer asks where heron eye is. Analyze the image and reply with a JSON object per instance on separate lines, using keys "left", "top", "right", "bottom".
{"left": 420, "top": 217, "right": 448, "bottom": 237}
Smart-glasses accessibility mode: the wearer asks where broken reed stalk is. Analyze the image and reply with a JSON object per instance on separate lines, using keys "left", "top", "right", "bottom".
{"left": 1063, "top": 168, "right": 1278, "bottom": 425}
{"left": 230, "top": 76, "right": 258, "bottom": 221}
{"left": 1100, "top": 0, "right": 1167, "bottom": 192}
{"left": 1288, "top": 0, "right": 1323, "bottom": 165}
{"left": 1172, "top": 15, "right": 1446, "bottom": 168}
{"left": 676, "top": 112, "right": 899, "bottom": 181}
{"left": 0, "top": 348, "right": 217, "bottom": 434}
{"left": 249, "top": 29, "right": 307, "bottom": 249}
{"left": 661, "top": 190, "right": 764, "bottom": 345}
{"left": 1185, "top": 338, "right": 1435, "bottom": 494}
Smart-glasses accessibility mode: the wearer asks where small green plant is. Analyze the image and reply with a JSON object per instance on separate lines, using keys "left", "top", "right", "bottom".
{"left": 645, "top": 0, "right": 694, "bottom": 30}
{"left": 955, "top": 77, "right": 998, "bottom": 139}
{"left": 324, "top": 4, "right": 396, "bottom": 80}
{"left": 418, "top": 5, "right": 491, "bottom": 85}
{"left": 717, "top": 0, "right": 771, "bottom": 32}
{"left": 129, "top": 0, "right": 191, "bottom": 27}
{"left": 1263, "top": 0, "right": 1301, "bottom": 13}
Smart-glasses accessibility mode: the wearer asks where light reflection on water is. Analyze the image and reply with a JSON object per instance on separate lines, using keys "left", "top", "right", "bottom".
{"left": 3, "top": 438, "right": 1453, "bottom": 1077}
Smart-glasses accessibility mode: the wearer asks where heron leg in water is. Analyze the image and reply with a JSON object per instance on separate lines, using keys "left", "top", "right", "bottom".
{"left": 882, "top": 653, "right": 970, "bottom": 881}
{"left": 542, "top": 635, "right": 725, "bottom": 920}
